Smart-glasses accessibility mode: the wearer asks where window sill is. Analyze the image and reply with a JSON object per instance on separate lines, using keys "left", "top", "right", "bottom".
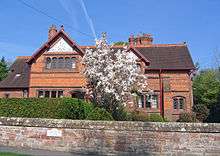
{"left": 43, "top": 68, "right": 79, "bottom": 73}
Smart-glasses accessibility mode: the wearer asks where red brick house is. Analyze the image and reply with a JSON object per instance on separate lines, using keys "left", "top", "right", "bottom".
{"left": 0, "top": 25, "right": 195, "bottom": 121}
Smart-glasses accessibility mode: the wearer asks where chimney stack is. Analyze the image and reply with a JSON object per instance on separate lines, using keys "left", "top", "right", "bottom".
{"left": 128, "top": 35, "right": 134, "bottom": 47}
{"left": 48, "top": 25, "right": 57, "bottom": 40}
{"left": 129, "top": 33, "right": 153, "bottom": 46}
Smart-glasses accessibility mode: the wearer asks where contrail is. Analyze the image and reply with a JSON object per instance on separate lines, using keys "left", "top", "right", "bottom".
{"left": 79, "top": 0, "right": 97, "bottom": 40}
{"left": 59, "top": 0, "right": 79, "bottom": 30}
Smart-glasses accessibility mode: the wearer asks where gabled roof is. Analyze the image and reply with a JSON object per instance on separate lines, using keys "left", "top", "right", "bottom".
{"left": 0, "top": 57, "right": 30, "bottom": 89}
{"left": 27, "top": 30, "right": 84, "bottom": 64}
{"left": 136, "top": 44, "right": 195, "bottom": 70}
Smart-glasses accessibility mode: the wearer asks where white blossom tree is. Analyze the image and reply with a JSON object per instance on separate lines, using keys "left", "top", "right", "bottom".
{"left": 83, "top": 33, "right": 147, "bottom": 111}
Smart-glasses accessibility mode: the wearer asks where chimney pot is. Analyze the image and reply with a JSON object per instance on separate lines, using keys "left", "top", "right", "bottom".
{"left": 128, "top": 35, "right": 134, "bottom": 47}
{"left": 48, "top": 25, "right": 57, "bottom": 40}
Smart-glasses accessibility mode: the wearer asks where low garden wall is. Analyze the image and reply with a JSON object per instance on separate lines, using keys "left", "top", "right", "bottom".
{"left": 0, "top": 117, "right": 219, "bottom": 155}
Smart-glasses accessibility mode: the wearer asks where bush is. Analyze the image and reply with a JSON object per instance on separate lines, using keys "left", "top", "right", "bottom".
{"left": 0, "top": 98, "right": 113, "bottom": 120}
{"left": 148, "top": 114, "right": 166, "bottom": 122}
{"left": 131, "top": 112, "right": 167, "bottom": 122}
{"left": 193, "top": 104, "right": 209, "bottom": 122}
{"left": 86, "top": 108, "right": 113, "bottom": 121}
{"left": 111, "top": 106, "right": 132, "bottom": 121}
{"left": 131, "top": 111, "right": 149, "bottom": 122}
{"left": 177, "top": 112, "right": 198, "bottom": 122}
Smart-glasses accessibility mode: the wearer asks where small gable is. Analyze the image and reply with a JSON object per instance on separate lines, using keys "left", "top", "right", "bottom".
{"left": 48, "top": 37, "right": 74, "bottom": 52}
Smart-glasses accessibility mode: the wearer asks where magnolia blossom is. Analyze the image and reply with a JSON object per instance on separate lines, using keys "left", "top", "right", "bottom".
{"left": 82, "top": 34, "right": 147, "bottom": 105}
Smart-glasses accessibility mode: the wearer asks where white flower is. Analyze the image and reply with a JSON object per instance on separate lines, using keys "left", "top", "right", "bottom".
{"left": 82, "top": 34, "right": 148, "bottom": 106}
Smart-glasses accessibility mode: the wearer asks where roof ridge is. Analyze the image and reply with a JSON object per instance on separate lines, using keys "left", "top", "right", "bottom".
{"left": 135, "top": 43, "right": 187, "bottom": 48}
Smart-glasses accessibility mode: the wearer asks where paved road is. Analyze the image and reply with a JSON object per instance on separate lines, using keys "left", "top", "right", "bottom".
{"left": 0, "top": 146, "right": 90, "bottom": 156}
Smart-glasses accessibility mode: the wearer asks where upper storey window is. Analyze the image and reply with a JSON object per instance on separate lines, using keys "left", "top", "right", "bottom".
{"left": 46, "top": 57, "right": 76, "bottom": 69}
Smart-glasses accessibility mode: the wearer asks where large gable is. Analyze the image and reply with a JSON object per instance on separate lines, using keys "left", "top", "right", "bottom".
{"left": 48, "top": 37, "right": 74, "bottom": 52}
{"left": 27, "top": 30, "right": 84, "bottom": 64}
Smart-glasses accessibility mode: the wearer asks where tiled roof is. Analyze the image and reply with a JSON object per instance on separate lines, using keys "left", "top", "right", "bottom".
{"left": 136, "top": 45, "right": 195, "bottom": 69}
{"left": 0, "top": 57, "right": 30, "bottom": 89}
{"left": 81, "top": 44, "right": 195, "bottom": 69}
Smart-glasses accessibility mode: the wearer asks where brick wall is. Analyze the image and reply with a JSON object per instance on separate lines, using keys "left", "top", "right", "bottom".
{"left": 0, "top": 117, "right": 219, "bottom": 155}
{"left": 0, "top": 89, "right": 24, "bottom": 98}
{"left": 29, "top": 52, "right": 86, "bottom": 97}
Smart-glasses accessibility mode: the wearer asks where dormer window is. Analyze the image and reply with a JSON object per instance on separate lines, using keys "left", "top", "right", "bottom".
{"left": 45, "top": 57, "right": 76, "bottom": 70}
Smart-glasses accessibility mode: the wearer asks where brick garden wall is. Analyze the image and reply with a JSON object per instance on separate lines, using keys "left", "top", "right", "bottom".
{"left": 0, "top": 117, "right": 219, "bottom": 155}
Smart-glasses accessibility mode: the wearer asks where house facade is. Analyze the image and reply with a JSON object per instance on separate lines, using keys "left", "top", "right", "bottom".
{"left": 0, "top": 25, "right": 195, "bottom": 121}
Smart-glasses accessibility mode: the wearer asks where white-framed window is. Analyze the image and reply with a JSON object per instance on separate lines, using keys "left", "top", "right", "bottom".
{"left": 45, "top": 57, "right": 76, "bottom": 69}
{"left": 173, "top": 96, "right": 185, "bottom": 110}
{"left": 146, "top": 95, "right": 158, "bottom": 109}
{"left": 37, "top": 90, "right": 64, "bottom": 98}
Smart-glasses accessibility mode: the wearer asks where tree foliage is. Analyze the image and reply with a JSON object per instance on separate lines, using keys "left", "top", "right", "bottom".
{"left": 112, "top": 41, "right": 129, "bottom": 46}
{"left": 0, "top": 57, "right": 9, "bottom": 81}
{"left": 193, "top": 70, "right": 220, "bottom": 108}
{"left": 193, "top": 69, "right": 220, "bottom": 122}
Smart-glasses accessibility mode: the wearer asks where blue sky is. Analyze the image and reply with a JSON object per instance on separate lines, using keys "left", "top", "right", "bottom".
{"left": 0, "top": 0, "right": 220, "bottom": 68}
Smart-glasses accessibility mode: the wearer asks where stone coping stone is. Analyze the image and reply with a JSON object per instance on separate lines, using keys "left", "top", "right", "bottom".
{"left": 0, "top": 117, "right": 219, "bottom": 133}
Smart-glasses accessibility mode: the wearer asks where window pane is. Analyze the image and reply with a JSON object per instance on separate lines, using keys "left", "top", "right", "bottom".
{"left": 71, "top": 58, "right": 76, "bottom": 68}
{"left": 65, "top": 57, "right": 71, "bottom": 69}
{"left": 151, "top": 95, "right": 158, "bottom": 109}
{"left": 137, "top": 94, "right": 144, "bottom": 108}
{"left": 23, "top": 90, "right": 28, "bottom": 98}
{"left": 173, "top": 98, "right": 178, "bottom": 109}
{"left": 146, "top": 95, "right": 151, "bottom": 108}
{"left": 45, "top": 91, "right": 50, "bottom": 98}
{"left": 58, "top": 57, "right": 64, "bottom": 68}
{"left": 51, "top": 91, "right": 57, "bottom": 98}
{"left": 179, "top": 98, "right": 184, "bottom": 109}
{"left": 38, "top": 91, "right": 44, "bottom": 98}
{"left": 46, "top": 58, "right": 51, "bottom": 69}
{"left": 58, "top": 91, "right": 63, "bottom": 98}
{"left": 51, "top": 57, "right": 57, "bottom": 69}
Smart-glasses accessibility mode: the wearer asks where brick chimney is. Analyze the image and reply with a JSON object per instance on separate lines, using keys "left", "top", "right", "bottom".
{"left": 140, "top": 34, "right": 153, "bottom": 45}
{"left": 48, "top": 25, "right": 57, "bottom": 40}
{"left": 129, "top": 33, "right": 153, "bottom": 46}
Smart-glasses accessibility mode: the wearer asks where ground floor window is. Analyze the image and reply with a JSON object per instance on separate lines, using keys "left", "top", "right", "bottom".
{"left": 173, "top": 96, "right": 185, "bottom": 110}
{"left": 136, "top": 93, "right": 159, "bottom": 109}
{"left": 37, "top": 90, "right": 64, "bottom": 98}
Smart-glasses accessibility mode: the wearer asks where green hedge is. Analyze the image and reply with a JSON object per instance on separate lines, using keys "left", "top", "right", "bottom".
{"left": 0, "top": 98, "right": 112, "bottom": 120}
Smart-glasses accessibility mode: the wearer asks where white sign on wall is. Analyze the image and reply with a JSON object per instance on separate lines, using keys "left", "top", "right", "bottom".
{"left": 46, "top": 128, "right": 62, "bottom": 137}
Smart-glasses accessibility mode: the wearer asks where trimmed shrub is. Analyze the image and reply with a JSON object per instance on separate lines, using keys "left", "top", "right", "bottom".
{"left": 148, "top": 114, "right": 165, "bottom": 122}
{"left": 111, "top": 106, "right": 132, "bottom": 121}
{"left": 177, "top": 112, "right": 198, "bottom": 122}
{"left": 131, "top": 111, "right": 149, "bottom": 122}
{"left": 0, "top": 98, "right": 104, "bottom": 120}
{"left": 86, "top": 108, "right": 114, "bottom": 121}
